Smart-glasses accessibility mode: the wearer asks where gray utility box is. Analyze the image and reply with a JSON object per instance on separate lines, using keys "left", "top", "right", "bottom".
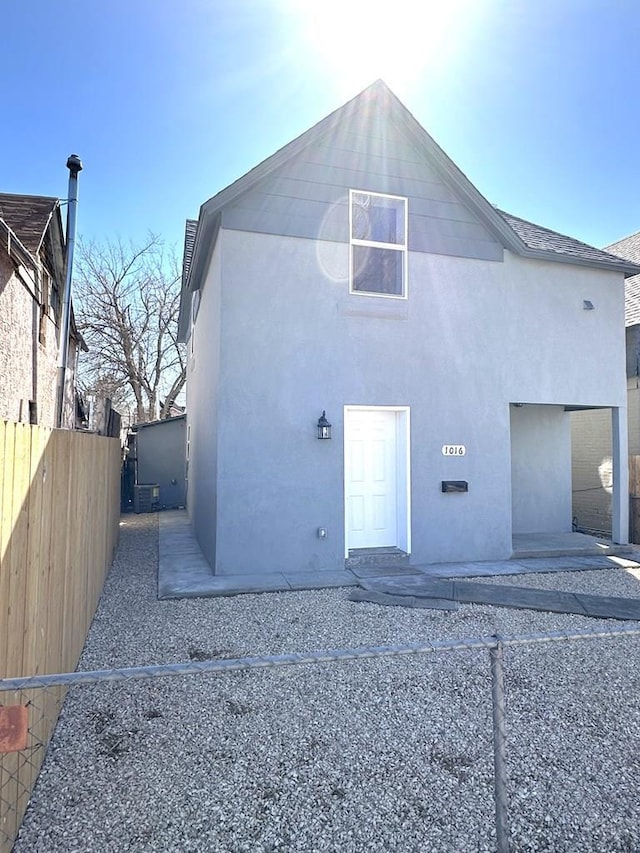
{"left": 134, "top": 484, "right": 160, "bottom": 514}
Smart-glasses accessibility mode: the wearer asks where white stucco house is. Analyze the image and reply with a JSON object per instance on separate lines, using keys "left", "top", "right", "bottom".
{"left": 178, "top": 80, "right": 638, "bottom": 576}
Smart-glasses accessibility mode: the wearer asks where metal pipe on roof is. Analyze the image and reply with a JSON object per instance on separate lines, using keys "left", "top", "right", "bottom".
{"left": 55, "top": 154, "right": 83, "bottom": 429}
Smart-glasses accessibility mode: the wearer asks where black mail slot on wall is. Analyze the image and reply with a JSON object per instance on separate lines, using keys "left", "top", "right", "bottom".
{"left": 441, "top": 480, "right": 468, "bottom": 493}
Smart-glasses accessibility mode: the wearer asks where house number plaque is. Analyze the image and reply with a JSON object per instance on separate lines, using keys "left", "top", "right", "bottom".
{"left": 442, "top": 445, "right": 466, "bottom": 456}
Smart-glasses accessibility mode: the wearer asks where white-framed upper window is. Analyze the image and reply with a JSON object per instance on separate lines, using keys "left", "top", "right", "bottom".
{"left": 349, "top": 190, "right": 407, "bottom": 298}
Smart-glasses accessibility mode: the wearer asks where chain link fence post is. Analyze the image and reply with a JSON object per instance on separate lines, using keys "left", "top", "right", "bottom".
{"left": 490, "top": 638, "right": 510, "bottom": 853}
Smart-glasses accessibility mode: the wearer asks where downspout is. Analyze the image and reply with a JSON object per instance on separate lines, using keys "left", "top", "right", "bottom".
{"left": 55, "top": 154, "right": 83, "bottom": 428}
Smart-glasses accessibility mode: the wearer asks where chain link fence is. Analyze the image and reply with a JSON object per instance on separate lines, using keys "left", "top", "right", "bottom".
{"left": 3, "top": 624, "right": 640, "bottom": 852}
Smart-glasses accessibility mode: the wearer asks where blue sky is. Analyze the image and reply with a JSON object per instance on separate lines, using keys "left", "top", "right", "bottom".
{"left": 2, "top": 0, "right": 640, "bottom": 255}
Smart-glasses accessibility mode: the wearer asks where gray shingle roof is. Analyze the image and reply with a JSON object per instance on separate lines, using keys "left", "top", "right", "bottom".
{"left": 0, "top": 193, "right": 58, "bottom": 256}
{"left": 496, "top": 209, "right": 639, "bottom": 273}
{"left": 604, "top": 231, "right": 640, "bottom": 326}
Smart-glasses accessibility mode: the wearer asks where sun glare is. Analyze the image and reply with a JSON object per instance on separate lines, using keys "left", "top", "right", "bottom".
{"left": 286, "top": 0, "right": 474, "bottom": 96}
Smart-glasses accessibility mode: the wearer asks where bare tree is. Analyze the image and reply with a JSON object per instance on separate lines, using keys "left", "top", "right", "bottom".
{"left": 74, "top": 235, "right": 186, "bottom": 423}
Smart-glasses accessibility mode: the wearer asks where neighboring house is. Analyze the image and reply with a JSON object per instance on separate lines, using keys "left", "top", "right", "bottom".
{"left": 572, "top": 230, "right": 640, "bottom": 536}
{"left": 178, "top": 80, "right": 638, "bottom": 575}
{"left": 160, "top": 400, "right": 186, "bottom": 419}
{"left": 0, "top": 193, "right": 86, "bottom": 428}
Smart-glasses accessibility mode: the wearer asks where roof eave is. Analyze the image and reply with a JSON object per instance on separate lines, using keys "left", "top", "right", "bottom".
{"left": 49, "top": 203, "right": 66, "bottom": 282}
{"left": 195, "top": 86, "right": 368, "bottom": 227}
{"left": 514, "top": 246, "right": 640, "bottom": 276}
{"left": 177, "top": 211, "right": 221, "bottom": 342}
{"left": 131, "top": 413, "right": 187, "bottom": 430}
{"left": 0, "top": 217, "right": 37, "bottom": 268}
{"left": 390, "top": 107, "right": 526, "bottom": 255}
{"left": 36, "top": 199, "right": 60, "bottom": 254}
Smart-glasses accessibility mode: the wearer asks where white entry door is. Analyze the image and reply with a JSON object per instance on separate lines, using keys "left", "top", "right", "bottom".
{"left": 345, "top": 408, "right": 398, "bottom": 550}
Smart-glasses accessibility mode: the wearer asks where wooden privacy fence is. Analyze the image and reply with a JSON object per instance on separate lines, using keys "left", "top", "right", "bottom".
{"left": 0, "top": 422, "right": 121, "bottom": 851}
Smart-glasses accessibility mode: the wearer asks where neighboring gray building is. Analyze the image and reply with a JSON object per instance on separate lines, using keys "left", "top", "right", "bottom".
{"left": 129, "top": 415, "right": 187, "bottom": 510}
{"left": 179, "top": 80, "right": 637, "bottom": 576}
{"left": 572, "top": 230, "right": 640, "bottom": 536}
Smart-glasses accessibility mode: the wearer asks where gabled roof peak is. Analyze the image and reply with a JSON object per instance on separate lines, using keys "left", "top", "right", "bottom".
{"left": 182, "top": 82, "right": 640, "bottom": 313}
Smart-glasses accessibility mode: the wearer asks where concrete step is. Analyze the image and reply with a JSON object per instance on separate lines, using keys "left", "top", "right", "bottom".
{"left": 345, "top": 547, "right": 410, "bottom": 571}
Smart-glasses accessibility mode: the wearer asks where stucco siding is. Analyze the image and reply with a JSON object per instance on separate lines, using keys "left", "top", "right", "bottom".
{"left": 499, "top": 253, "right": 626, "bottom": 406}
{"left": 222, "top": 133, "right": 504, "bottom": 262}
{"left": 189, "top": 229, "right": 626, "bottom": 573}
{"left": 185, "top": 239, "right": 222, "bottom": 566}
{"left": 511, "top": 405, "right": 572, "bottom": 534}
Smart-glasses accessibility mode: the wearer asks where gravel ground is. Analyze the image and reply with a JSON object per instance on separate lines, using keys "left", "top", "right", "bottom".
{"left": 13, "top": 514, "right": 640, "bottom": 853}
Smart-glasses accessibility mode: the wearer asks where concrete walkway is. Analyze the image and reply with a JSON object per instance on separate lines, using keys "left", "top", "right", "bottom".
{"left": 357, "top": 575, "right": 640, "bottom": 620}
{"left": 158, "top": 510, "right": 640, "bottom": 600}
{"left": 158, "top": 511, "right": 355, "bottom": 599}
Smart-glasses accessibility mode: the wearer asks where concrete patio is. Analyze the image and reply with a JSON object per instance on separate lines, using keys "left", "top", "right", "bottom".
{"left": 157, "top": 510, "right": 639, "bottom": 599}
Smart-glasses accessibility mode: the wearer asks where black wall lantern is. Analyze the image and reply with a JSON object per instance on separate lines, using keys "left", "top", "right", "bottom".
{"left": 317, "top": 411, "right": 332, "bottom": 440}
